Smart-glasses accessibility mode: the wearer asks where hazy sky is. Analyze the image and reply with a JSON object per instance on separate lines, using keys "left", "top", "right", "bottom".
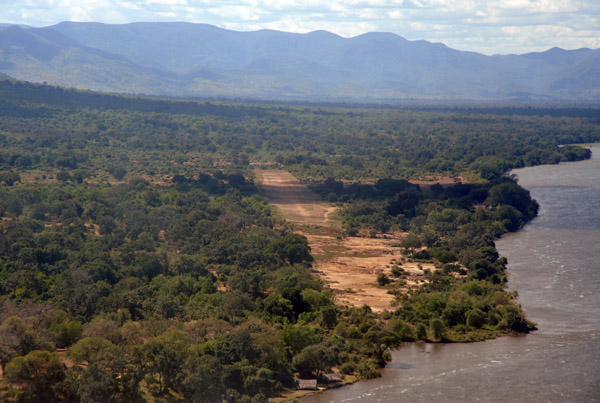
{"left": 1, "top": 0, "right": 599, "bottom": 55}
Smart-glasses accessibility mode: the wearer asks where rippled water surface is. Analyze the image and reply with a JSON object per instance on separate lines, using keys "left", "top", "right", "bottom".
{"left": 302, "top": 147, "right": 600, "bottom": 403}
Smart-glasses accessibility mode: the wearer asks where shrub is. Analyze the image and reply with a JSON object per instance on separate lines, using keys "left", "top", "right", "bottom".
{"left": 415, "top": 323, "right": 427, "bottom": 340}
{"left": 357, "top": 360, "right": 381, "bottom": 379}
{"left": 339, "top": 362, "right": 355, "bottom": 375}
{"left": 466, "top": 308, "right": 487, "bottom": 329}
{"left": 377, "top": 273, "right": 391, "bottom": 286}
{"left": 390, "top": 265, "right": 404, "bottom": 277}
{"left": 430, "top": 318, "right": 445, "bottom": 340}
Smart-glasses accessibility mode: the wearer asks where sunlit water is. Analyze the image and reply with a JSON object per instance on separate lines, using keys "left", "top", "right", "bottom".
{"left": 301, "top": 147, "right": 600, "bottom": 403}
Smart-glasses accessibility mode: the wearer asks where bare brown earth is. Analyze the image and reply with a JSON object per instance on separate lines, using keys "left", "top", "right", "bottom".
{"left": 254, "top": 169, "right": 338, "bottom": 225}
{"left": 255, "top": 169, "right": 434, "bottom": 312}
{"left": 409, "top": 175, "right": 463, "bottom": 187}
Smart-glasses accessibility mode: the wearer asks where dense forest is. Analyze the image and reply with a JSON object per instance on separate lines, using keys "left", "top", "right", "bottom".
{"left": 0, "top": 79, "right": 598, "bottom": 402}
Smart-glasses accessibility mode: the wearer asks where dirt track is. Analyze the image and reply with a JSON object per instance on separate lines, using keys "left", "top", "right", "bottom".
{"left": 255, "top": 169, "right": 432, "bottom": 312}
{"left": 254, "top": 169, "right": 337, "bottom": 225}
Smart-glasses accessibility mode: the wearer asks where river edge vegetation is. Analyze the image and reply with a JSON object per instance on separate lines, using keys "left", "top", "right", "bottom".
{"left": 0, "top": 79, "right": 599, "bottom": 402}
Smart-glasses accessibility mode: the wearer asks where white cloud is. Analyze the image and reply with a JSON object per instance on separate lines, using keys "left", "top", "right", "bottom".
{"left": 68, "top": 6, "right": 92, "bottom": 21}
{"left": 410, "top": 21, "right": 427, "bottom": 31}
{"left": 147, "top": 0, "right": 187, "bottom": 4}
{"left": 491, "top": 0, "right": 577, "bottom": 13}
{"left": 221, "top": 6, "right": 264, "bottom": 20}
{"left": 387, "top": 10, "right": 405, "bottom": 19}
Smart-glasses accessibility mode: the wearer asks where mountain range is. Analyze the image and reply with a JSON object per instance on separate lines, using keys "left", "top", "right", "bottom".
{"left": 1, "top": 21, "right": 599, "bottom": 102}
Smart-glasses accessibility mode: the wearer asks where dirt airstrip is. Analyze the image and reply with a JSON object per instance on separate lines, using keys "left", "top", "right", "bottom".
{"left": 255, "top": 169, "right": 434, "bottom": 312}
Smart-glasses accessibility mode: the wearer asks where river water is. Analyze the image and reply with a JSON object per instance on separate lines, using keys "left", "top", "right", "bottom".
{"left": 302, "top": 147, "right": 600, "bottom": 403}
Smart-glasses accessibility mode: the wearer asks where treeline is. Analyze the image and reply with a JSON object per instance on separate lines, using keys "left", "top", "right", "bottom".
{"left": 311, "top": 177, "right": 538, "bottom": 234}
{"left": 1, "top": 78, "right": 598, "bottom": 184}
{"left": 0, "top": 79, "right": 271, "bottom": 118}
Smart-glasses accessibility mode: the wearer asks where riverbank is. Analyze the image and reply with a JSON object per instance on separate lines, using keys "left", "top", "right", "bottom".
{"left": 270, "top": 375, "right": 359, "bottom": 403}
{"left": 256, "top": 168, "right": 542, "bottom": 402}
{"left": 300, "top": 147, "right": 600, "bottom": 402}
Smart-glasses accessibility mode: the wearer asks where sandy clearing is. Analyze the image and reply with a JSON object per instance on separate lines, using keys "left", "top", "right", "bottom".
{"left": 303, "top": 231, "right": 434, "bottom": 312}
{"left": 255, "top": 169, "right": 337, "bottom": 225}
{"left": 255, "top": 169, "right": 434, "bottom": 312}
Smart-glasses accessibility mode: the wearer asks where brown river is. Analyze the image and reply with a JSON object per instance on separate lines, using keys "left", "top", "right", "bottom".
{"left": 302, "top": 147, "right": 600, "bottom": 403}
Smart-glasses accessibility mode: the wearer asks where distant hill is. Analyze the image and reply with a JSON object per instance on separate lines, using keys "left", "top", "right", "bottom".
{"left": 0, "top": 21, "right": 599, "bottom": 101}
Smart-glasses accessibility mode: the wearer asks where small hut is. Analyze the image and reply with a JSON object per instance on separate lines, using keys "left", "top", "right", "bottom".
{"left": 296, "top": 379, "right": 318, "bottom": 390}
{"left": 322, "top": 373, "right": 342, "bottom": 383}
